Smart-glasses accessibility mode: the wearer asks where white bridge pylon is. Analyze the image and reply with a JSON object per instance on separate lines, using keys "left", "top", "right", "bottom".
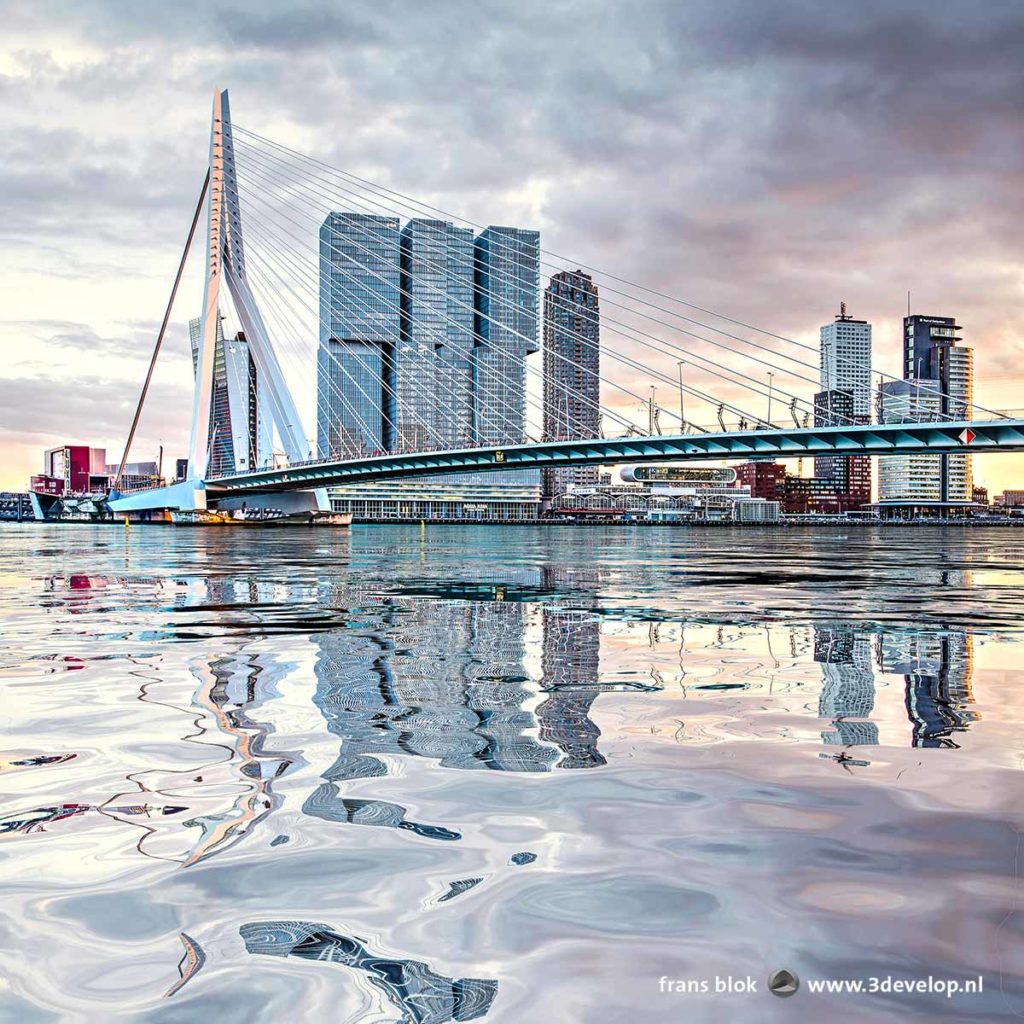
{"left": 113, "top": 88, "right": 324, "bottom": 514}
{"left": 189, "top": 88, "right": 325, "bottom": 511}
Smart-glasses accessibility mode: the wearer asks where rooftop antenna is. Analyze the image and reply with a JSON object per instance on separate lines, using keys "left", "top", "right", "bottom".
{"left": 907, "top": 290, "right": 911, "bottom": 317}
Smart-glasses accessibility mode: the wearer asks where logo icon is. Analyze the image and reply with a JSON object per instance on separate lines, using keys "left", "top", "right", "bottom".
{"left": 768, "top": 969, "right": 800, "bottom": 998}
{"left": 959, "top": 428, "right": 976, "bottom": 445}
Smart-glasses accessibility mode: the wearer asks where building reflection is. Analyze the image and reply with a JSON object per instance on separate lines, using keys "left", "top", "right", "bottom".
{"left": 537, "top": 568, "right": 605, "bottom": 769}
{"left": 814, "top": 627, "right": 879, "bottom": 745}
{"left": 879, "top": 632, "right": 977, "bottom": 748}
{"left": 304, "top": 576, "right": 608, "bottom": 834}
{"left": 814, "top": 625, "right": 977, "bottom": 748}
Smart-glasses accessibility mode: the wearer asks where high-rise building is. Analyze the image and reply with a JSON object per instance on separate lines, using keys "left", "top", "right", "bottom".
{"left": 189, "top": 317, "right": 269, "bottom": 474}
{"left": 472, "top": 226, "right": 540, "bottom": 445}
{"left": 399, "top": 219, "right": 475, "bottom": 449}
{"left": 815, "top": 303, "right": 872, "bottom": 501}
{"left": 319, "top": 215, "right": 542, "bottom": 519}
{"left": 820, "top": 303, "right": 872, "bottom": 416}
{"left": 878, "top": 378, "right": 943, "bottom": 504}
{"left": 879, "top": 315, "right": 974, "bottom": 507}
{"left": 317, "top": 212, "right": 401, "bottom": 459}
{"left": 813, "top": 389, "right": 871, "bottom": 505}
{"left": 542, "top": 271, "right": 601, "bottom": 497}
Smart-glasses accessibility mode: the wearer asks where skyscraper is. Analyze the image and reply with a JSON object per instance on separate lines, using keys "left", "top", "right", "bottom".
{"left": 472, "top": 226, "right": 540, "bottom": 445}
{"left": 880, "top": 314, "right": 973, "bottom": 506}
{"left": 815, "top": 303, "right": 872, "bottom": 502}
{"left": 189, "top": 316, "right": 269, "bottom": 474}
{"left": 399, "top": 219, "right": 475, "bottom": 449}
{"left": 319, "top": 214, "right": 542, "bottom": 519}
{"left": 820, "top": 303, "right": 872, "bottom": 416}
{"left": 542, "top": 271, "right": 601, "bottom": 497}
{"left": 317, "top": 212, "right": 401, "bottom": 459}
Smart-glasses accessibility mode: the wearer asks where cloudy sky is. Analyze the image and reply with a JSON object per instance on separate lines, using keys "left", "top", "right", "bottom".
{"left": 2, "top": 0, "right": 1022, "bottom": 491}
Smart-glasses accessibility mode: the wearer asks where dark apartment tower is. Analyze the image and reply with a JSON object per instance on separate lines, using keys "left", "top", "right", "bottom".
{"left": 542, "top": 271, "right": 600, "bottom": 498}
{"left": 900, "top": 315, "right": 974, "bottom": 503}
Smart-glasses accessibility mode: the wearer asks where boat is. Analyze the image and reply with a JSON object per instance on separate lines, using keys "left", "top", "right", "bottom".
{"left": 169, "top": 509, "right": 234, "bottom": 525}
{"left": 169, "top": 509, "right": 352, "bottom": 527}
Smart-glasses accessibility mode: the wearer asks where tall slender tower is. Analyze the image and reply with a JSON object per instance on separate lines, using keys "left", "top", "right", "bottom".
{"left": 542, "top": 271, "right": 601, "bottom": 497}
{"left": 815, "top": 302, "right": 872, "bottom": 505}
{"left": 472, "top": 226, "right": 540, "bottom": 445}
{"left": 399, "top": 219, "right": 475, "bottom": 449}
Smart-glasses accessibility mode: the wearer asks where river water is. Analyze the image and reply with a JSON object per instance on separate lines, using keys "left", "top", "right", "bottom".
{"left": 1, "top": 523, "right": 1022, "bottom": 1022}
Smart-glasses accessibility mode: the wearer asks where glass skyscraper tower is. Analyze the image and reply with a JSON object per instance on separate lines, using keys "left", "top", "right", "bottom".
{"left": 399, "top": 219, "right": 475, "bottom": 448}
{"left": 542, "top": 270, "right": 601, "bottom": 496}
{"left": 879, "top": 314, "right": 973, "bottom": 505}
{"left": 317, "top": 212, "right": 401, "bottom": 459}
{"left": 472, "top": 226, "right": 540, "bottom": 445}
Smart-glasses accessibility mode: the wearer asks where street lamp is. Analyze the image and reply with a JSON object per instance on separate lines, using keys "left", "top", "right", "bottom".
{"left": 649, "top": 385, "right": 657, "bottom": 436}
{"left": 766, "top": 372, "right": 775, "bottom": 426}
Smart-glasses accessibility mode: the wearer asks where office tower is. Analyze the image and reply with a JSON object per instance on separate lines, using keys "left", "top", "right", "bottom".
{"left": 317, "top": 213, "right": 401, "bottom": 459}
{"left": 317, "top": 215, "right": 541, "bottom": 519}
{"left": 814, "top": 627, "right": 878, "bottom": 745}
{"left": 542, "top": 271, "right": 601, "bottom": 497}
{"left": 399, "top": 219, "right": 475, "bottom": 449}
{"left": 189, "top": 316, "right": 268, "bottom": 475}
{"left": 897, "top": 314, "right": 974, "bottom": 503}
{"left": 472, "top": 226, "right": 540, "bottom": 445}
{"left": 815, "top": 303, "right": 872, "bottom": 501}
{"left": 878, "top": 378, "right": 943, "bottom": 502}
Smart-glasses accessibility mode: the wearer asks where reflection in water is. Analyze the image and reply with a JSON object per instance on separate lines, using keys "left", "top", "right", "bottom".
{"left": 165, "top": 931, "right": 206, "bottom": 998}
{"left": 2, "top": 525, "right": 1020, "bottom": 1020}
{"left": 880, "top": 633, "right": 977, "bottom": 747}
{"left": 815, "top": 628, "right": 878, "bottom": 745}
{"left": 240, "top": 920, "right": 498, "bottom": 1023}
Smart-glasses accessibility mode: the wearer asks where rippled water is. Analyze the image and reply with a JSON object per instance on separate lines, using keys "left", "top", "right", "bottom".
{"left": 1, "top": 524, "right": 1022, "bottom": 1022}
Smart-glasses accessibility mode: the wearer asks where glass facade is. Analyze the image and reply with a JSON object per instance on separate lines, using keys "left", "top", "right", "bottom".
{"left": 400, "top": 219, "right": 475, "bottom": 448}
{"left": 472, "top": 226, "right": 540, "bottom": 446}
{"left": 891, "top": 316, "right": 974, "bottom": 503}
{"left": 317, "top": 213, "right": 401, "bottom": 458}
{"left": 328, "top": 471, "right": 540, "bottom": 521}
{"left": 189, "top": 316, "right": 267, "bottom": 476}
{"left": 542, "top": 271, "right": 601, "bottom": 496}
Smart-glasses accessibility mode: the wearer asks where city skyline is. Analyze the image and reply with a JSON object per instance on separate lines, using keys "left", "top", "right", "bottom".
{"left": 1, "top": 3, "right": 1023, "bottom": 492}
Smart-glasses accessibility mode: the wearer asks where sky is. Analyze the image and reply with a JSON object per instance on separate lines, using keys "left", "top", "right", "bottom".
{"left": 1, "top": 0, "right": 1022, "bottom": 493}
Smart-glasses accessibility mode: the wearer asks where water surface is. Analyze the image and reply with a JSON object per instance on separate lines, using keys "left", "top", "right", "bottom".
{"left": 1, "top": 524, "right": 1022, "bottom": 1022}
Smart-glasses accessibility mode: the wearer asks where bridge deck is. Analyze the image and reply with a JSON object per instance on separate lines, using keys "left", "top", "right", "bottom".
{"left": 202, "top": 419, "right": 1024, "bottom": 496}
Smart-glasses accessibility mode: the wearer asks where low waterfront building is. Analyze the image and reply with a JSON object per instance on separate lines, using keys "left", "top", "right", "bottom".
{"left": 551, "top": 465, "right": 752, "bottom": 520}
{"left": 735, "top": 460, "right": 862, "bottom": 515}
{"left": 32, "top": 445, "right": 109, "bottom": 496}
{"left": 326, "top": 471, "right": 541, "bottom": 520}
{"left": 995, "top": 490, "right": 1024, "bottom": 508}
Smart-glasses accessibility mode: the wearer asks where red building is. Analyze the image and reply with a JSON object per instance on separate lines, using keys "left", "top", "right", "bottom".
{"left": 735, "top": 461, "right": 785, "bottom": 500}
{"left": 32, "top": 446, "right": 108, "bottom": 495}
{"left": 736, "top": 460, "right": 866, "bottom": 515}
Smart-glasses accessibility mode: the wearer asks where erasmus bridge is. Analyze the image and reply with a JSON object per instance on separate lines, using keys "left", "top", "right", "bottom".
{"left": 108, "top": 90, "right": 1024, "bottom": 515}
